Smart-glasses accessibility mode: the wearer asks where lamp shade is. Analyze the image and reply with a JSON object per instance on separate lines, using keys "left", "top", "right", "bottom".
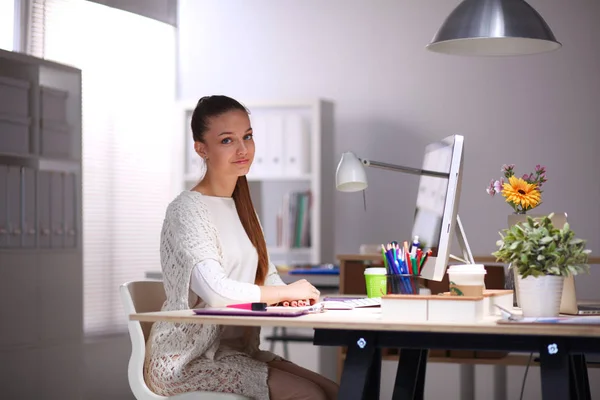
{"left": 336, "top": 152, "right": 368, "bottom": 192}
{"left": 426, "top": 0, "right": 561, "bottom": 56}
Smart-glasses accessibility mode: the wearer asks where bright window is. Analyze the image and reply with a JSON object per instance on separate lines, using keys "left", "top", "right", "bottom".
{"left": 28, "top": 0, "right": 177, "bottom": 335}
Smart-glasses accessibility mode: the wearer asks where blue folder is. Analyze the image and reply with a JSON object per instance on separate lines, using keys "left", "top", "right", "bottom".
{"left": 288, "top": 267, "right": 340, "bottom": 275}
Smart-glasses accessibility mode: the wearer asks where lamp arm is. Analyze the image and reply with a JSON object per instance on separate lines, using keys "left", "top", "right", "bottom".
{"left": 361, "top": 159, "right": 449, "bottom": 179}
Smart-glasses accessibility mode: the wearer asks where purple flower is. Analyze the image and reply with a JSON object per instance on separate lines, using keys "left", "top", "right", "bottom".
{"left": 493, "top": 179, "right": 504, "bottom": 193}
{"left": 538, "top": 174, "right": 546, "bottom": 187}
{"left": 501, "top": 164, "right": 515, "bottom": 173}
{"left": 522, "top": 173, "right": 530, "bottom": 181}
{"left": 486, "top": 179, "right": 496, "bottom": 197}
{"left": 535, "top": 164, "right": 546, "bottom": 174}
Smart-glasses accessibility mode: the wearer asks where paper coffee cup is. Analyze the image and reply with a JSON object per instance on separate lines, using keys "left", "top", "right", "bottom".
{"left": 364, "top": 267, "right": 387, "bottom": 298}
{"left": 447, "top": 264, "right": 486, "bottom": 296}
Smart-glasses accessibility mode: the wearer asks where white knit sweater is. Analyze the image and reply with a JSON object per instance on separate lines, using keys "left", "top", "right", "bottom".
{"left": 144, "top": 191, "right": 284, "bottom": 399}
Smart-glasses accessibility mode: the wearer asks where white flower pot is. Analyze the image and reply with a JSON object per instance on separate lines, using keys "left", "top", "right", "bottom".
{"left": 516, "top": 275, "right": 564, "bottom": 317}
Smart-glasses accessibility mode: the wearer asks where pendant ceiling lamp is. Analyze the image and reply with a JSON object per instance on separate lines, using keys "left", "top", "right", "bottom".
{"left": 426, "top": 0, "right": 561, "bottom": 56}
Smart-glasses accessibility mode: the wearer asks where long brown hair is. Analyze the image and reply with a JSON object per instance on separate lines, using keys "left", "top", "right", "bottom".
{"left": 190, "top": 95, "right": 268, "bottom": 285}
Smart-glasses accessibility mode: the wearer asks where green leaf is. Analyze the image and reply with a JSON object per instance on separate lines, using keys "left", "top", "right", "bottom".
{"left": 494, "top": 213, "right": 591, "bottom": 278}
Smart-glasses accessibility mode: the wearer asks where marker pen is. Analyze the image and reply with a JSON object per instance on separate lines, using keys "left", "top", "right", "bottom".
{"left": 227, "top": 302, "right": 267, "bottom": 311}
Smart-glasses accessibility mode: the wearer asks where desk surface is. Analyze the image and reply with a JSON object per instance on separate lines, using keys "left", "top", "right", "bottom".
{"left": 130, "top": 308, "right": 600, "bottom": 338}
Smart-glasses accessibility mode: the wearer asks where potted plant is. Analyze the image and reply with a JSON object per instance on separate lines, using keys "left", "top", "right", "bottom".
{"left": 492, "top": 213, "right": 591, "bottom": 317}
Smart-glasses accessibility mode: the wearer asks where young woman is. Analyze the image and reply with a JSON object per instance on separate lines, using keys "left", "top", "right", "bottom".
{"left": 144, "top": 96, "right": 339, "bottom": 400}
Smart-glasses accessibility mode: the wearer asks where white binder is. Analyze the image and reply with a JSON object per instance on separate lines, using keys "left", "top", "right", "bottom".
{"left": 283, "top": 114, "right": 309, "bottom": 176}
{"left": 264, "top": 114, "right": 285, "bottom": 176}
{"left": 248, "top": 114, "right": 267, "bottom": 178}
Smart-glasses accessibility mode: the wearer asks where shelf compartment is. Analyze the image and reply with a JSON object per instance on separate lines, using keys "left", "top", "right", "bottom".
{"left": 0, "top": 116, "right": 31, "bottom": 156}
{"left": 0, "top": 76, "right": 30, "bottom": 119}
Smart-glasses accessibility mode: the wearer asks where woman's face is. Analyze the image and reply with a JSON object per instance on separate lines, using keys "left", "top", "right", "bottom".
{"left": 195, "top": 110, "right": 255, "bottom": 178}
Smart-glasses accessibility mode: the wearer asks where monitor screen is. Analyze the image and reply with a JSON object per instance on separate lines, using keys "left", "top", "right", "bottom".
{"left": 411, "top": 141, "right": 454, "bottom": 256}
{"left": 410, "top": 135, "right": 466, "bottom": 281}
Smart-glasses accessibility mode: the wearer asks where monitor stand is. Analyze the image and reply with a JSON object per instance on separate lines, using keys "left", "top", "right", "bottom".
{"left": 447, "top": 214, "right": 484, "bottom": 400}
{"left": 448, "top": 215, "right": 485, "bottom": 293}
{"left": 448, "top": 215, "right": 475, "bottom": 265}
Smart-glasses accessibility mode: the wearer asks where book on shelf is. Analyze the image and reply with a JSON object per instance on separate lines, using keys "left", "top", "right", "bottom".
{"left": 276, "top": 190, "right": 312, "bottom": 249}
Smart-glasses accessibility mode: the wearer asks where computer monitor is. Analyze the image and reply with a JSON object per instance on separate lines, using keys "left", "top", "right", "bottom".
{"left": 410, "top": 134, "right": 474, "bottom": 281}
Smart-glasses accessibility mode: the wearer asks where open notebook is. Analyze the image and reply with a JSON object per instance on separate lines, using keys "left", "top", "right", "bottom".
{"left": 268, "top": 297, "right": 382, "bottom": 311}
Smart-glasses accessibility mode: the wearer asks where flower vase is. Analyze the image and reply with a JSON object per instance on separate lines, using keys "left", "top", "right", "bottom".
{"left": 516, "top": 274, "right": 565, "bottom": 317}
{"left": 506, "top": 212, "right": 539, "bottom": 307}
{"left": 507, "top": 211, "right": 532, "bottom": 228}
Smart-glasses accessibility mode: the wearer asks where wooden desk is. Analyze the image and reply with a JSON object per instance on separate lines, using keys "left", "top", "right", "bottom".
{"left": 130, "top": 308, "right": 600, "bottom": 337}
{"left": 337, "top": 253, "right": 507, "bottom": 355}
{"left": 130, "top": 308, "right": 598, "bottom": 400}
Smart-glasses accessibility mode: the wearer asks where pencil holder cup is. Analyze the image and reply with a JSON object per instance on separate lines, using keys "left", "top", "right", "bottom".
{"left": 387, "top": 274, "right": 420, "bottom": 295}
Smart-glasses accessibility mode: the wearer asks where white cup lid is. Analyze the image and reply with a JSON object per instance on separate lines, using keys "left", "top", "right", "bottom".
{"left": 364, "top": 267, "right": 387, "bottom": 275}
{"left": 447, "top": 264, "right": 487, "bottom": 274}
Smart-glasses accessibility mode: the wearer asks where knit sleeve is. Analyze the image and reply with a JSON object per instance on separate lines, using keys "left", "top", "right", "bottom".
{"left": 190, "top": 259, "right": 261, "bottom": 307}
{"left": 160, "top": 195, "right": 222, "bottom": 309}
{"left": 264, "top": 261, "right": 286, "bottom": 286}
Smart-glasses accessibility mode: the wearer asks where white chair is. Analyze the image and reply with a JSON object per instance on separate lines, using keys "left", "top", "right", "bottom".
{"left": 120, "top": 281, "right": 249, "bottom": 400}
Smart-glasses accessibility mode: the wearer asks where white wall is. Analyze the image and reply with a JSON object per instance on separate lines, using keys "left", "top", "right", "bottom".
{"left": 177, "top": 0, "right": 600, "bottom": 262}
{"left": 177, "top": 1, "right": 600, "bottom": 399}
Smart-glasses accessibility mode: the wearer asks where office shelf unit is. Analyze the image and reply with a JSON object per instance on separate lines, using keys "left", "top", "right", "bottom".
{"left": 179, "top": 99, "right": 336, "bottom": 266}
{"left": 0, "top": 49, "right": 83, "bottom": 399}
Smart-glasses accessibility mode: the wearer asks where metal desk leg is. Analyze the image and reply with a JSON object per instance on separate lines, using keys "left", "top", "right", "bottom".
{"left": 338, "top": 332, "right": 380, "bottom": 400}
{"left": 367, "top": 348, "right": 382, "bottom": 399}
{"left": 281, "top": 327, "right": 290, "bottom": 360}
{"left": 569, "top": 354, "right": 591, "bottom": 400}
{"left": 493, "top": 364, "right": 507, "bottom": 400}
{"left": 268, "top": 327, "right": 290, "bottom": 360}
{"left": 539, "top": 340, "right": 569, "bottom": 400}
{"left": 269, "top": 327, "right": 278, "bottom": 352}
{"left": 392, "top": 349, "right": 428, "bottom": 400}
{"left": 460, "top": 364, "right": 475, "bottom": 400}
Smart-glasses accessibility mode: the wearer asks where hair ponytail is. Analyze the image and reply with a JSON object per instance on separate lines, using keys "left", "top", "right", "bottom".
{"left": 232, "top": 176, "right": 268, "bottom": 285}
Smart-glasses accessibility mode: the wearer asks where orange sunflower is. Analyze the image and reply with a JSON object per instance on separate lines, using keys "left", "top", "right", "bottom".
{"left": 502, "top": 176, "right": 541, "bottom": 210}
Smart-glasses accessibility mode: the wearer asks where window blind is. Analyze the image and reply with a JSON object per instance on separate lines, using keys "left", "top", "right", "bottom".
{"left": 27, "top": 0, "right": 177, "bottom": 335}
{"left": 0, "top": 0, "right": 15, "bottom": 51}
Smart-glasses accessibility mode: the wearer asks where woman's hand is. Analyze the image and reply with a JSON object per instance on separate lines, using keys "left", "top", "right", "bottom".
{"left": 260, "top": 279, "right": 319, "bottom": 305}
{"left": 279, "top": 299, "right": 310, "bottom": 307}
{"left": 284, "top": 279, "right": 320, "bottom": 305}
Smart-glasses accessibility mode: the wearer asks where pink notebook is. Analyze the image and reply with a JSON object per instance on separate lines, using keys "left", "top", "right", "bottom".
{"left": 192, "top": 308, "right": 308, "bottom": 317}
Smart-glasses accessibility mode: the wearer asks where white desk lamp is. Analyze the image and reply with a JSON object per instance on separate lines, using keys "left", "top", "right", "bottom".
{"left": 335, "top": 151, "right": 473, "bottom": 265}
{"left": 336, "top": 151, "right": 449, "bottom": 192}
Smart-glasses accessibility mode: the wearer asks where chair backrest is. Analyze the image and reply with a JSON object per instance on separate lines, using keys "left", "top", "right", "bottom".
{"left": 123, "top": 281, "right": 167, "bottom": 341}
{"left": 121, "top": 280, "right": 251, "bottom": 400}
{"left": 120, "top": 280, "right": 167, "bottom": 400}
